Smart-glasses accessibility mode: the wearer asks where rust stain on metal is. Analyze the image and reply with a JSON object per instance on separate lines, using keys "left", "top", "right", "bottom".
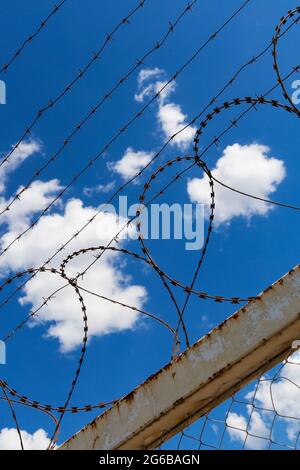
{"left": 59, "top": 264, "right": 300, "bottom": 451}
{"left": 92, "top": 435, "right": 99, "bottom": 449}
{"left": 124, "top": 391, "right": 135, "bottom": 403}
{"left": 90, "top": 419, "right": 98, "bottom": 429}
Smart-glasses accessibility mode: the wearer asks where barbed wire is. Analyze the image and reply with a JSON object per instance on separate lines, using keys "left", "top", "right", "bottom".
{"left": 1, "top": 79, "right": 299, "bottom": 449}
{"left": 2, "top": 7, "right": 298, "bottom": 296}
{"left": 0, "top": 0, "right": 68, "bottom": 75}
{"left": 1, "top": 87, "right": 298, "bottom": 448}
{"left": 0, "top": 0, "right": 151, "bottom": 169}
{"left": 0, "top": 0, "right": 250, "bottom": 237}
{"left": 1, "top": 1, "right": 300, "bottom": 451}
{"left": 0, "top": 255, "right": 179, "bottom": 449}
{"left": 135, "top": 155, "right": 214, "bottom": 349}
{"left": 2, "top": 266, "right": 88, "bottom": 449}
{"left": 77, "top": 79, "right": 300, "bottom": 296}
{"left": 0, "top": 0, "right": 199, "bottom": 175}
{"left": 1, "top": 51, "right": 300, "bottom": 409}
{"left": 0, "top": 0, "right": 255, "bottom": 339}
{"left": 0, "top": 382, "right": 24, "bottom": 450}
{"left": 1, "top": 2, "right": 297, "bottom": 312}
{"left": 211, "top": 175, "right": 300, "bottom": 211}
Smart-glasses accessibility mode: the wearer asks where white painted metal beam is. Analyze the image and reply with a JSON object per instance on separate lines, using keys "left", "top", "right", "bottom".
{"left": 60, "top": 265, "right": 300, "bottom": 450}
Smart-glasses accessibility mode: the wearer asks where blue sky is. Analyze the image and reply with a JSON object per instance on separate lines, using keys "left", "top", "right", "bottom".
{"left": 0, "top": 0, "right": 300, "bottom": 450}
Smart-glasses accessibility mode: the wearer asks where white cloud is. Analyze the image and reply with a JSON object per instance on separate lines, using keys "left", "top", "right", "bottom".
{"left": 0, "top": 191, "right": 147, "bottom": 352}
{"left": 157, "top": 102, "right": 196, "bottom": 149}
{"left": 0, "top": 428, "right": 50, "bottom": 450}
{"left": 135, "top": 80, "right": 176, "bottom": 104}
{"left": 226, "top": 411, "right": 247, "bottom": 439}
{"left": 227, "top": 409, "right": 269, "bottom": 450}
{"left": 187, "top": 143, "right": 286, "bottom": 226}
{"left": 0, "top": 142, "right": 147, "bottom": 352}
{"left": 83, "top": 181, "right": 115, "bottom": 197}
{"left": 110, "top": 147, "right": 154, "bottom": 181}
{"left": 135, "top": 68, "right": 196, "bottom": 150}
{"left": 137, "top": 67, "right": 163, "bottom": 86}
{"left": 114, "top": 69, "right": 193, "bottom": 183}
{"left": 0, "top": 140, "right": 41, "bottom": 193}
{"left": 0, "top": 179, "right": 63, "bottom": 233}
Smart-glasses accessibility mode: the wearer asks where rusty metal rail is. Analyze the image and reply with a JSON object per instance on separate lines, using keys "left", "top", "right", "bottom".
{"left": 60, "top": 265, "right": 300, "bottom": 450}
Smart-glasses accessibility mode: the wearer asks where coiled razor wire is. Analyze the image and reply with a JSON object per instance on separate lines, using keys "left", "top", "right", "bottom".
{"left": 1, "top": 2, "right": 300, "bottom": 450}
{"left": 273, "top": 7, "right": 300, "bottom": 116}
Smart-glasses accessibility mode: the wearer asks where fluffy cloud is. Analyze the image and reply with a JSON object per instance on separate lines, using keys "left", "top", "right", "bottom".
{"left": 0, "top": 428, "right": 50, "bottom": 450}
{"left": 0, "top": 193, "right": 146, "bottom": 352}
{"left": 0, "top": 179, "right": 62, "bottom": 233}
{"left": 0, "top": 141, "right": 147, "bottom": 352}
{"left": 137, "top": 67, "right": 163, "bottom": 86}
{"left": 110, "top": 147, "right": 154, "bottom": 181}
{"left": 135, "top": 79, "right": 176, "bottom": 104}
{"left": 112, "top": 68, "right": 195, "bottom": 180}
{"left": 83, "top": 181, "right": 115, "bottom": 197}
{"left": 187, "top": 143, "right": 286, "bottom": 226}
{"left": 0, "top": 140, "right": 41, "bottom": 193}
{"left": 157, "top": 102, "right": 196, "bottom": 149}
{"left": 226, "top": 410, "right": 270, "bottom": 450}
{"left": 135, "top": 68, "right": 196, "bottom": 149}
